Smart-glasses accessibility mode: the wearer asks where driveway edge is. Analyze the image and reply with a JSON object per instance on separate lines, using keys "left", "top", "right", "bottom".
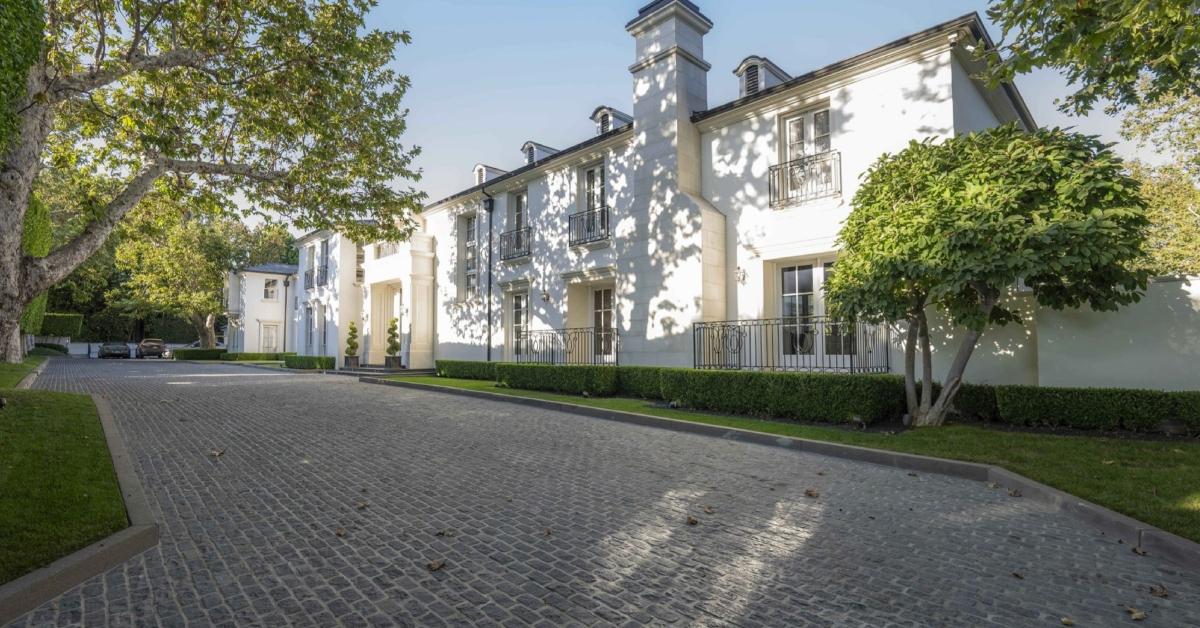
{"left": 14, "top": 357, "right": 48, "bottom": 390}
{"left": 0, "top": 395, "right": 159, "bottom": 625}
{"left": 360, "top": 376, "right": 1200, "bottom": 571}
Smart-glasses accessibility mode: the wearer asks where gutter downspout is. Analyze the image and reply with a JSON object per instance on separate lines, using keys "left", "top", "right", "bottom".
{"left": 282, "top": 275, "right": 291, "bottom": 352}
{"left": 481, "top": 185, "right": 495, "bottom": 362}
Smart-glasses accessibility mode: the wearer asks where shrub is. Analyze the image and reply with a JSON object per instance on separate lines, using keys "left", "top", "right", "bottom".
{"left": 495, "top": 364, "right": 620, "bottom": 396}
{"left": 221, "top": 352, "right": 296, "bottom": 361}
{"left": 1172, "top": 391, "right": 1200, "bottom": 435}
{"left": 386, "top": 318, "right": 401, "bottom": 356}
{"left": 40, "top": 313, "right": 84, "bottom": 337}
{"left": 660, "top": 369, "right": 905, "bottom": 424}
{"left": 284, "top": 355, "right": 335, "bottom": 370}
{"left": 171, "top": 348, "right": 226, "bottom": 360}
{"left": 345, "top": 322, "right": 359, "bottom": 357}
{"left": 994, "top": 385, "right": 1176, "bottom": 431}
{"left": 953, "top": 383, "right": 999, "bottom": 422}
{"left": 617, "top": 366, "right": 666, "bottom": 399}
{"left": 34, "top": 342, "right": 67, "bottom": 354}
{"left": 435, "top": 360, "right": 497, "bottom": 380}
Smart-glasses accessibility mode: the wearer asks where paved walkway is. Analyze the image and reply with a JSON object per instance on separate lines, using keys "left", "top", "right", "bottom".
{"left": 11, "top": 358, "right": 1200, "bottom": 627}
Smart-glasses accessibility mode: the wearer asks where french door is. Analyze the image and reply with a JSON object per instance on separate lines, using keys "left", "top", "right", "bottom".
{"left": 778, "top": 260, "right": 856, "bottom": 370}
{"left": 592, "top": 287, "right": 615, "bottom": 363}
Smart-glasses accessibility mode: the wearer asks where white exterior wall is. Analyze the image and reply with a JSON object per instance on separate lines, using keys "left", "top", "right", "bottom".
{"left": 225, "top": 271, "right": 293, "bottom": 353}
{"left": 294, "top": 232, "right": 362, "bottom": 366}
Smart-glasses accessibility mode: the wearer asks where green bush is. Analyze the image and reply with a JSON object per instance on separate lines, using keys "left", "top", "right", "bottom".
{"left": 953, "top": 383, "right": 999, "bottom": 422}
{"left": 40, "top": 313, "right": 84, "bottom": 337}
{"left": 660, "top": 369, "right": 905, "bottom": 424}
{"left": 435, "top": 360, "right": 498, "bottom": 380}
{"left": 994, "top": 385, "right": 1177, "bottom": 432}
{"left": 617, "top": 366, "right": 666, "bottom": 399}
{"left": 1172, "top": 391, "right": 1200, "bottom": 435}
{"left": 221, "top": 352, "right": 296, "bottom": 361}
{"left": 18, "top": 196, "right": 50, "bottom": 334}
{"left": 284, "top": 355, "right": 335, "bottom": 370}
{"left": 495, "top": 364, "right": 620, "bottom": 396}
{"left": 171, "top": 348, "right": 226, "bottom": 360}
{"left": 34, "top": 342, "right": 67, "bottom": 354}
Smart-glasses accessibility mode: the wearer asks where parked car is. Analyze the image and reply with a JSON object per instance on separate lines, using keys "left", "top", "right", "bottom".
{"left": 163, "top": 339, "right": 225, "bottom": 359}
{"left": 136, "top": 338, "right": 167, "bottom": 359}
{"left": 98, "top": 341, "right": 130, "bottom": 359}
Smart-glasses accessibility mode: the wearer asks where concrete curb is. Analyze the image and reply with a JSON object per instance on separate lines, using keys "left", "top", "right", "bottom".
{"left": 360, "top": 376, "right": 1200, "bottom": 571}
{"left": 0, "top": 395, "right": 159, "bottom": 625}
{"left": 14, "top": 357, "right": 48, "bottom": 390}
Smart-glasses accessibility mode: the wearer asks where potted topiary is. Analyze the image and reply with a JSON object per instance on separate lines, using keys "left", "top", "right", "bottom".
{"left": 344, "top": 321, "right": 360, "bottom": 368}
{"left": 385, "top": 317, "right": 403, "bottom": 369}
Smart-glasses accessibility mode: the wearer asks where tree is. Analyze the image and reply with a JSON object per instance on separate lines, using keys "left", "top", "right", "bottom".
{"left": 825, "top": 125, "right": 1149, "bottom": 426}
{"left": 1122, "top": 86, "right": 1200, "bottom": 175}
{"left": 1128, "top": 162, "right": 1200, "bottom": 276}
{"left": 1, "top": 0, "right": 425, "bottom": 362}
{"left": 979, "top": 0, "right": 1200, "bottom": 114}
{"left": 18, "top": 195, "right": 50, "bottom": 337}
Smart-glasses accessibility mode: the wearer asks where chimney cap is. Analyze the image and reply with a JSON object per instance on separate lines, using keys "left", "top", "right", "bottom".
{"left": 627, "top": 0, "right": 712, "bottom": 32}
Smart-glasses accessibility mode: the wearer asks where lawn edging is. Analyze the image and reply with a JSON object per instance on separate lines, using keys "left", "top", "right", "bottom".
{"left": 14, "top": 357, "right": 48, "bottom": 390}
{"left": 360, "top": 375, "right": 1200, "bottom": 571}
{"left": 0, "top": 394, "right": 159, "bottom": 624}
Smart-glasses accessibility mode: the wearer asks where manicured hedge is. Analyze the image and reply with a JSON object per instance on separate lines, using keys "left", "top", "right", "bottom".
{"left": 1175, "top": 391, "right": 1200, "bottom": 435}
{"left": 171, "top": 348, "right": 226, "bottom": 360}
{"left": 995, "top": 385, "right": 1180, "bottom": 432}
{"left": 660, "top": 369, "right": 905, "bottom": 425}
{"left": 617, "top": 366, "right": 667, "bottom": 399}
{"left": 495, "top": 363, "right": 620, "bottom": 396}
{"left": 40, "top": 313, "right": 84, "bottom": 337}
{"left": 435, "top": 359, "right": 498, "bottom": 380}
{"left": 33, "top": 342, "right": 67, "bottom": 354}
{"left": 284, "top": 355, "right": 335, "bottom": 370}
{"left": 221, "top": 352, "right": 296, "bottom": 361}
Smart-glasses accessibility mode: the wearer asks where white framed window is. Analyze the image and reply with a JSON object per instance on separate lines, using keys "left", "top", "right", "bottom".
{"left": 593, "top": 287, "right": 614, "bottom": 358}
{"left": 511, "top": 292, "right": 528, "bottom": 356}
{"left": 525, "top": 145, "right": 536, "bottom": 164}
{"left": 304, "top": 304, "right": 314, "bottom": 352}
{"left": 511, "top": 191, "right": 527, "bottom": 231}
{"left": 783, "top": 108, "right": 832, "bottom": 161}
{"left": 583, "top": 164, "right": 606, "bottom": 210}
{"left": 263, "top": 278, "right": 278, "bottom": 300}
{"left": 461, "top": 214, "right": 478, "bottom": 298}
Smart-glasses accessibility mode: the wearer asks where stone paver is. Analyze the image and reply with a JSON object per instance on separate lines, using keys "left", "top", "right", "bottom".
{"left": 10, "top": 357, "right": 1200, "bottom": 627}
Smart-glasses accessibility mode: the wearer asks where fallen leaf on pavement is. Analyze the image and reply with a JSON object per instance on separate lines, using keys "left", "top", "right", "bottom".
{"left": 816, "top": 471, "right": 827, "bottom": 476}
{"left": 434, "top": 528, "right": 456, "bottom": 537}
{"left": 209, "top": 449, "right": 224, "bottom": 458}
{"left": 703, "top": 505, "right": 715, "bottom": 514}
{"left": 356, "top": 501, "right": 369, "bottom": 511}
{"left": 804, "top": 489, "right": 820, "bottom": 498}
{"left": 686, "top": 516, "right": 699, "bottom": 526}
{"left": 1132, "top": 546, "right": 1147, "bottom": 556}
{"left": 1007, "top": 488, "right": 1022, "bottom": 497}
{"left": 1011, "top": 572, "right": 1024, "bottom": 580}
{"left": 427, "top": 559, "right": 445, "bottom": 571}
{"left": 1060, "top": 618, "right": 1074, "bottom": 626}
{"left": 335, "top": 527, "right": 346, "bottom": 537}
{"left": 1126, "top": 607, "right": 1146, "bottom": 621}
{"left": 987, "top": 482, "right": 1001, "bottom": 489}
{"left": 543, "top": 528, "right": 552, "bottom": 537}
{"left": 907, "top": 472, "right": 918, "bottom": 477}
{"left": 1148, "top": 584, "right": 1169, "bottom": 598}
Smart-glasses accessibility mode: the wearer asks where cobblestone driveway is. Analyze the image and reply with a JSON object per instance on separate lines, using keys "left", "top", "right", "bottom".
{"left": 11, "top": 358, "right": 1200, "bottom": 627}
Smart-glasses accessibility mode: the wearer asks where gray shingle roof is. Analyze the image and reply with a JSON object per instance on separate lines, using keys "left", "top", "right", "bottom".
{"left": 241, "top": 263, "right": 298, "bottom": 276}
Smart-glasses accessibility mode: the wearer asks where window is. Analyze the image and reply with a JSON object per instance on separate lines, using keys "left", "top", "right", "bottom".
{"left": 593, "top": 287, "right": 614, "bottom": 357}
{"left": 462, "top": 214, "right": 478, "bottom": 297}
{"left": 525, "top": 145, "right": 536, "bottom": 165}
{"left": 511, "top": 292, "right": 528, "bottom": 356}
{"left": 745, "top": 64, "right": 760, "bottom": 96}
{"left": 584, "top": 164, "right": 606, "bottom": 210}
{"left": 305, "top": 305, "right": 314, "bottom": 352}
{"left": 511, "top": 192, "right": 527, "bottom": 231}
{"left": 823, "top": 261, "right": 855, "bottom": 355}
{"left": 263, "top": 278, "right": 278, "bottom": 300}
{"left": 784, "top": 108, "right": 832, "bottom": 161}
{"left": 781, "top": 265, "right": 815, "bottom": 356}
{"left": 775, "top": 108, "right": 838, "bottom": 205}
{"left": 262, "top": 324, "right": 279, "bottom": 352}
{"left": 355, "top": 245, "right": 365, "bottom": 284}
{"left": 600, "top": 113, "right": 611, "bottom": 133}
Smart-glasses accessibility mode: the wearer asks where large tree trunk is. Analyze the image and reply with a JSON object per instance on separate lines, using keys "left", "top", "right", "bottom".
{"left": 0, "top": 312, "right": 24, "bottom": 364}
{"left": 917, "top": 311, "right": 933, "bottom": 420}
{"left": 902, "top": 318, "right": 918, "bottom": 419}
{"left": 190, "top": 313, "right": 217, "bottom": 348}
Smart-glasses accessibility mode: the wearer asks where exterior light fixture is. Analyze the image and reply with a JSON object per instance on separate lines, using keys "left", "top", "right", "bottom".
{"left": 734, "top": 267, "right": 748, "bottom": 285}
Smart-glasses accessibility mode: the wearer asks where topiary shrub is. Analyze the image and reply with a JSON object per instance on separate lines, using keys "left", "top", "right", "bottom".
{"left": 495, "top": 364, "right": 620, "bottom": 396}
{"left": 40, "top": 313, "right": 84, "bottom": 337}
{"left": 994, "top": 385, "right": 1176, "bottom": 432}
{"left": 171, "top": 348, "right": 226, "bottom": 360}
{"left": 435, "top": 360, "right": 498, "bottom": 380}
{"left": 345, "top": 322, "right": 359, "bottom": 357}
{"left": 284, "top": 355, "right": 335, "bottom": 370}
{"left": 617, "top": 366, "right": 666, "bottom": 399}
{"left": 386, "top": 318, "right": 401, "bottom": 356}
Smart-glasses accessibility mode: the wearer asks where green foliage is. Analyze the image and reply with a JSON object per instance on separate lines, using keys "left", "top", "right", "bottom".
{"left": 1122, "top": 86, "right": 1200, "bottom": 175}
{"left": 980, "top": 0, "right": 1200, "bottom": 114}
{"left": 33, "top": 342, "right": 67, "bottom": 354}
{"left": 0, "top": 0, "right": 42, "bottom": 150}
{"left": 18, "top": 196, "right": 51, "bottom": 334}
{"left": 1175, "top": 392, "right": 1200, "bottom": 435}
{"left": 994, "top": 385, "right": 1180, "bottom": 432}
{"left": 386, "top": 318, "right": 401, "bottom": 356}
{"left": 344, "top": 322, "right": 359, "bottom": 357}
{"left": 18, "top": 294, "right": 47, "bottom": 335}
{"left": 221, "top": 352, "right": 295, "bottom": 362}
{"left": 434, "top": 360, "right": 497, "bottom": 380}
{"left": 616, "top": 366, "right": 667, "bottom": 400}
{"left": 1127, "top": 163, "right": 1200, "bottom": 276}
{"left": 495, "top": 364, "right": 620, "bottom": 396}
{"left": 39, "top": 313, "right": 83, "bottom": 337}
{"left": 283, "top": 355, "right": 335, "bottom": 370}
{"left": 953, "top": 383, "right": 1000, "bottom": 422}
{"left": 659, "top": 369, "right": 905, "bottom": 425}
{"left": 170, "top": 348, "right": 225, "bottom": 361}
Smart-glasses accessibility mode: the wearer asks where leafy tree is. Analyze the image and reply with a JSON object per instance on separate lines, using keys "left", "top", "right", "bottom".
{"left": 1128, "top": 162, "right": 1200, "bottom": 276}
{"left": 1122, "top": 85, "right": 1200, "bottom": 175}
{"left": 1, "top": 0, "right": 424, "bottom": 362}
{"left": 979, "top": 0, "right": 1200, "bottom": 114}
{"left": 18, "top": 195, "right": 51, "bottom": 335}
{"left": 825, "top": 125, "right": 1149, "bottom": 426}
{"left": 344, "top": 321, "right": 359, "bottom": 358}
{"left": 386, "top": 318, "right": 401, "bottom": 357}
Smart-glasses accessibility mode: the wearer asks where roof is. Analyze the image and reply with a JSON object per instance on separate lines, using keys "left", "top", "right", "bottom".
{"left": 693, "top": 12, "right": 1036, "bottom": 130}
{"left": 240, "top": 263, "right": 298, "bottom": 276}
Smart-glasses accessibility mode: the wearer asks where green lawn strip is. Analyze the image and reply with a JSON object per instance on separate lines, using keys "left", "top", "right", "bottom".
{"left": 0, "top": 354, "right": 46, "bottom": 388}
{"left": 0, "top": 389, "right": 129, "bottom": 584}
{"left": 389, "top": 375, "right": 1200, "bottom": 543}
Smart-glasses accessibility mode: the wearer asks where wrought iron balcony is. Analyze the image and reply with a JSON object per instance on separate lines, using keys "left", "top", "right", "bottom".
{"left": 569, "top": 206, "right": 610, "bottom": 246}
{"left": 769, "top": 150, "right": 841, "bottom": 208}
{"left": 317, "top": 265, "right": 329, "bottom": 286}
{"left": 500, "top": 227, "right": 531, "bottom": 260}
{"left": 515, "top": 327, "right": 618, "bottom": 365}
{"left": 693, "top": 315, "right": 889, "bottom": 373}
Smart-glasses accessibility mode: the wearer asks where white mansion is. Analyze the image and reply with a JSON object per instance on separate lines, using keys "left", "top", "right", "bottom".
{"left": 240, "top": 1, "right": 1198, "bottom": 391}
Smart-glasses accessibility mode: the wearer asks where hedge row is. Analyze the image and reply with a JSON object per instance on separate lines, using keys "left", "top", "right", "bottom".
{"left": 171, "top": 348, "right": 226, "bottom": 360}
{"left": 435, "top": 359, "right": 498, "bottom": 380}
{"left": 495, "top": 364, "right": 620, "bottom": 396}
{"left": 221, "top": 352, "right": 296, "bottom": 361}
{"left": 284, "top": 355, "right": 335, "bottom": 370}
{"left": 993, "top": 385, "right": 1199, "bottom": 433}
{"left": 40, "top": 313, "right": 83, "bottom": 337}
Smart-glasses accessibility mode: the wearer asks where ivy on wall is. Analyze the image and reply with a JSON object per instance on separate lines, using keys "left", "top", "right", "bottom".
{"left": 0, "top": 0, "right": 43, "bottom": 150}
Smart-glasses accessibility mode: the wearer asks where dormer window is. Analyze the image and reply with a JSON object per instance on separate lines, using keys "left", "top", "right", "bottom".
{"left": 600, "top": 113, "right": 611, "bottom": 133}
{"left": 590, "top": 106, "right": 632, "bottom": 135}
{"left": 475, "top": 168, "right": 484, "bottom": 186}
{"left": 735, "top": 56, "right": 791, "bottom": 98}
{"left": 744, "top": 64, "right": 760, "bottom": 96}
{"left": 525, "top": 144, "right": 536, "bottom": 165}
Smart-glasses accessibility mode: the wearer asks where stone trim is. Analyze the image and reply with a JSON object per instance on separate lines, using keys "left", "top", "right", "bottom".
{"left": 14, "top": 357, "right": 48, "bottom": 389}
{"left": 0, "top": 395, "right": 159, "bottom": 625}
{"left": 359, "top": 376, "right": 1200, "bottom": 571}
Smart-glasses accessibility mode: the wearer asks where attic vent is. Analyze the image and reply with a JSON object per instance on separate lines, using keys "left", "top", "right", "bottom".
{"left": 745, "top": 64, "right": 760, "bottom": 96}
{"left": 525, "top": 145, "right": 536, "bottom": 165}
{"left": 476, "top": 168, "right": 484, "bottom": 185}
{"left": 600, "top": 113, "right": 611, "bottom": 133}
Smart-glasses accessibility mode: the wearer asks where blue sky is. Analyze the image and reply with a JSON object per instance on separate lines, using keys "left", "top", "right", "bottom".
{"left": 376, "top": 0, "right": 1146, "bottom": 203}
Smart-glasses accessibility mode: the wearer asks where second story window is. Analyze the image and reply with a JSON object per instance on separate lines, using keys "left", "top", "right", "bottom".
{"left": 263, "top": 279, "right": 278, "bottom": 300}
{"left": 584, "top": 164, "right": 606, "bottom": 211}
{"left": 772, "top": 108, "right": 840, "bottom": 207}
{"left": 512, "top": 192, "right": 526, "bottom": 231}
{"left": 461, "top": 214, "right": 478, "bottom": 297}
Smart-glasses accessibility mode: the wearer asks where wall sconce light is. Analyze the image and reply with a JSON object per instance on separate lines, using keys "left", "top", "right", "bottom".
{"left": 541, "top": 290, "right": 551, "bottom": 303}
{"left": 734, "top": 267, "right": 748, "bottom": 285}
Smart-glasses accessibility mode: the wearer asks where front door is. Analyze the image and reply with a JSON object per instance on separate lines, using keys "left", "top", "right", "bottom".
{"left": 261, "top": 324, "right": 279, "bottom": 353}
{"left": 592, "top": 287, "right": 614, "bottom": 363}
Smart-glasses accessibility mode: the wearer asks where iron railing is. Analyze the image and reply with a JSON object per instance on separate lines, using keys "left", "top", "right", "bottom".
{"left": 769, "top": 151, "right": 841, "bottom": 207}
{"left": 515, "top": 327, "right": 618, "bottom": 365}
{"left": 500, "top": 227, "right": 531, "bottom": 260}
{"left": 317, "top": 265, "right": 329, "bottom": 286}
{"left": 569, "top": 206, "right": 610, "bottom": 246}
{"left": 304, "top": 269, "right": 315, "bottom": 290}
{"left": 375, "top": 242, "right": 401, "bottom": 258}
{"left": 693, "top": 316, "right": 889, "bottom": 373}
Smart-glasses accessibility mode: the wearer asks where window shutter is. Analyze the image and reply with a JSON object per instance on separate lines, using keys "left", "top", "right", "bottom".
{"left": 745, "top": 64, "right": 759, "bottom": 96}
{"left": 600, "top": 113, "right": 611, "bottom": 133}
{"left": 476, "top": 168, "right": 484, "bottom": 185}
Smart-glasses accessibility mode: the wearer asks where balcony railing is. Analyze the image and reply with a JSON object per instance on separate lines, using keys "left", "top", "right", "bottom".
{"left": 317, "top": 265, "right": 329, "bottom": 286}
{"left": 500, "top": 227, "right": 531, "bottom": 260}
{"left": 769, "top": 150, "right": 841, "bottom": 208}
{"left": 569, "top": 206, "right": 610, "bottom": 246}
{"left": 693, "top": 316, "right": 889, "bottom": 373}
{"left": 515, "top": 327, "right": 618, "bottom": 365}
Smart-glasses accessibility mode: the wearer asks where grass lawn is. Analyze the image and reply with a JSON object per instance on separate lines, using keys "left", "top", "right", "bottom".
{"left": 0, "top": 354, "right": 46, "bottom": 388}
{"left": 0, "top": 386, "right": 128, "bottom": 584}
{"left": 390, "top": 375, "right": 1200, "bottom": 543}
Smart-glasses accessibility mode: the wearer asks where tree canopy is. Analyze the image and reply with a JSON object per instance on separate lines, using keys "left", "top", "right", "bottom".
{"left": 1128, "top": 162, "right": 1200, "bottom": 277}
{"left": 826, "top": 125, "right": 1149, "bottom": 426}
